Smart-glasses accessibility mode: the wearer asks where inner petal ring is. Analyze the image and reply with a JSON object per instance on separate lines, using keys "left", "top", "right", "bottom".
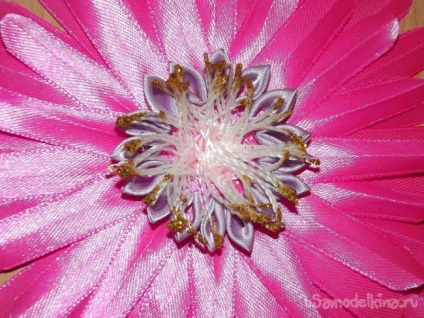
{"left": 109, "top": 50, "right": 319, "bottom": 252}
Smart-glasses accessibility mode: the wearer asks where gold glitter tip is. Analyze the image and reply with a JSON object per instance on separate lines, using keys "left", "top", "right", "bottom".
{"left": 273, "top": 98, "right": 285, "bottom": 110}
{"left": 234, "top": 63, "right": 243, "bottom": 77}
{"left": 229, "top": 203, "right": 255, "bottom": 219}
{"left": 166, "top": 64, "right": 190, "bottom": 93}
{"left": 230, "top": 203, "right": 274, "bottom": 227}
{"left": 188, "top": 228, "right": 208, "bottom": 245}
{"left": 243, "top": 175, "right": 254, "bottom": 186}
{"left": 142, "top": 174, "right": 173, "bottom": 206}
{"left": 124, "top": 140, "right": 142, "bottom": 154}
{"left": 158, "top": 111, "right": 167, "bottom": 120}
{"left": 167, "top": 213, "right": 188, "bottom": 232}
{"left": 307, "top": 158, "right": 321, "bottom": 166}
{"left": 288, "top": 131, "right": 306, "bottom": 149}
{"left": 246, "top": 191, "right": 255, "bottom": 205}
{"left": 275, "top": 181, "right": 298, "bottom": 205}
{"left": 114, "top": 161, "right": 138, "bottom": 179}
{"left": 116, "top": 113, "right": 146, "bottom": 128}
{"left": 142, "top": 187, "right": 160, "bottom": 206}
{"left": 213, "top": 232, "right": 224, "bottom": 249}
{"left": 152, "top": 80, "right": 165, "bottom": 91}
{"left": 210, "top": 217, "right": 224, "bottom": 249}
{"left": 265, "top": 209, "right": 282, "bottom": 232}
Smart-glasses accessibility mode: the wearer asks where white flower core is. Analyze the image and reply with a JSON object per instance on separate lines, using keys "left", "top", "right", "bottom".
{"left": 110, "top": 52, "right": 319, "bottom": 252}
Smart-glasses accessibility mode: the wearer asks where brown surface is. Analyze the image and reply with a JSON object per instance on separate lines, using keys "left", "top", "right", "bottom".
{"left": 0, "top": 0, "right": 424, "bottom": 285}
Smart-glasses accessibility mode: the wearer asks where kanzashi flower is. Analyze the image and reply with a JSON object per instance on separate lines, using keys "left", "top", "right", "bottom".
{"left": 0, "top": 0, "right": 424, "bottom": 317}
{"left": 110, "top": 50, "right": 318, "bottom": 252}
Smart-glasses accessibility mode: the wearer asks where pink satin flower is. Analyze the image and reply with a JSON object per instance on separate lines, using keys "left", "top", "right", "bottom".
{"left": 1, "top": 0, "right": 424, "bottom": 317}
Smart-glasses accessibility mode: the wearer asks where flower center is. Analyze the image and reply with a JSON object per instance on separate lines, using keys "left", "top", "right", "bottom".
{"left": 109, "top": 52, "right": 319, "bottom": 252}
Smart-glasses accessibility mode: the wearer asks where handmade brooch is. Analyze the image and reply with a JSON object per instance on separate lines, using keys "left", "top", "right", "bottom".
{"left": 0, "top": 0, "right": 423, "bottom": 317}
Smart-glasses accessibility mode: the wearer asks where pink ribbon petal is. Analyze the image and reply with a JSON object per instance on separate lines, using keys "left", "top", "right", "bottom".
{"left": 0, "top": 14, "right": 135, "bottom": 113}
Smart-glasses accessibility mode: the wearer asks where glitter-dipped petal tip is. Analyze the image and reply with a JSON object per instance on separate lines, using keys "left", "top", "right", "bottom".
{"left": 110, "top": 50, "right": 318, "bottom": 252}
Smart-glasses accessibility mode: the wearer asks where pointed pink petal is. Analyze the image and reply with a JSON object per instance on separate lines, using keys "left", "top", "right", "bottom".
{"left": 0, "top": 88, "right": 122, "bottom": 156}
{"left": 292, "top": 18, "right": 399, "bottom": 121}
{"left": 126, "top": 248, "right": 189, "bottom": 318}
{"left": 252, "top": 0, "right": 350, "bottom": 89}
{"left": 121, "top": 0, "right": 164, "bottom": 51}
{"left": 345, "top": 0, "right": 412, "bottom": 28}
{"left": 195, "top": 0, "right": 238, "bottom": 53}
{"left": 146, "top": 0, "right": 209, "bottom": 70}
{"left": 230, "top": 0, "right": 299, "bottom": 64}
{"left": 292, "top": 239, "right": 407, "bottom": 318}
{"left": 0, "top": 132, "right": 47, "bottom": 154}
{"left": 0, "top": 65, "right": 74, "bottom": 104}
{"left": 0, "top": 175, "right": 139, "bottom": 270}
{"left": 187, "top": 245, "right": 236, "bottom": 317}
{"left": 0, "top": 42, "right": 30, "bottom": 75}
{"left": 370, "top": 174, "right": 424, "bottom": 200}
{"left": 315, "top": 182, "right": 424, "bottom": 222}
{"left": 0, "top": 219, "right": 134, "bottom": 316}
{"left": 248, "top": 234, "right": 321, "bottom": 317}
{"left": 233, "top": 251, "right": 288, "bottom": 317}
{"left": 298, "top": 78, "right": 424, "bottom": 136}
{"left": 0, "top": 146, "right": 104, "bottom": 201}
{"left": 0, "top": 4, "right": 89, "bottom": 105}
{"left": 67, "top": 294, "right": 94, "bottom": 317}
{"left": 309, "top": 138, "right": 424, "bottom": 182}
{"left": 38, "top": 0, "right": 106, "bottom": 64}
{"left": 0, "top": 136, "right": 88, "bottom": 216}
{"left": 300, "top": 16, "right": 397, "bottom": 82}
{"left": 0, "top": 14, "right": 135, "bottom": 113}
{"left": 0, "top": 247, "right": 59, "bottom": 312}
{"left": 369, "top": 105, "right": 424, "bottom": 129}
{"left": 347, "top": 27, "right": 424, "bottom": 88}
{"left": 64, "top": 0, "right": 167, "bottom": 106}
{"left": 1, "top": 42, "right": 72, "bottom": 108}
{"left": 283, "top": 0, "right": 354, "bottom": 88}
{"left": 0, "top": 2, "right": 95, "bottom": 59}
{"left": 285, "top": 195, "right": 424, "bottom": 290}
{"left": 1, "top": 197, "right": 47, "bottom": 220}
{"left": 234, "top": 1, "right": 255, "bottom": 31}
{"left": 84, "top": 232, "right": 175, "bottom": 317}
{"left": 80, "top": 218, "right": 169, "bottom": 317}
{"left": 364, "top": 218, "right": 424, "bottom": 266}
{"left": 0, "top": 137, "right": 82, "bottom": 215}
{"left": 350, "top": 127, "right": 424, "bottom": 140}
